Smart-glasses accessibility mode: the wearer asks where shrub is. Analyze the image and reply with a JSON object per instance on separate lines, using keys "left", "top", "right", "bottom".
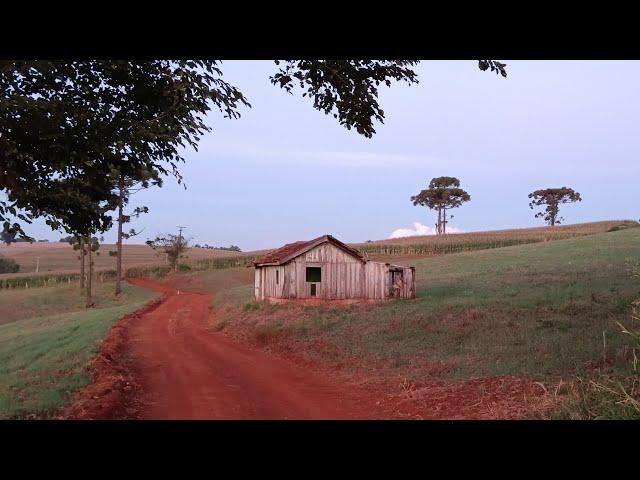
{"left": 607, "top": 221, "right": 640, "bottom": 232}
{"left": 0, "top": 256, "right": 19, "bottom": 274}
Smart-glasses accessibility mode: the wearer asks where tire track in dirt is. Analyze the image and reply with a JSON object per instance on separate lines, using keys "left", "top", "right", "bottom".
{"left": 119, "top": 278, "right": 386, "bottom": 419}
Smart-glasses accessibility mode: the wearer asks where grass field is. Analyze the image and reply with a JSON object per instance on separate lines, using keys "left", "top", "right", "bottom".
{"left": 0, "top": 242, "right": 245, "bottom": 279}
{"left": 212, "top": 228, "right": 640, "bottom": 418}
{"left": 0, "top": 281, "right": 156, "bottom": 419}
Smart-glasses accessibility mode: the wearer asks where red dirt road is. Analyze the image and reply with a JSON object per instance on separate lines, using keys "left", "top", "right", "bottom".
{"left": 64, "top": 277, "right": 550, "bottom": 420}
{"left": 124, "top": 278, "right": 385, "bottom": 419}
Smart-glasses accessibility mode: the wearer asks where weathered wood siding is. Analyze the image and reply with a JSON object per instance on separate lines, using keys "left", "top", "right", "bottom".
{"left": 255, "top": 242, "right": 416, "bottom": 301}
{"left": 400, "top": 267, "right": 416, "bottom": 299}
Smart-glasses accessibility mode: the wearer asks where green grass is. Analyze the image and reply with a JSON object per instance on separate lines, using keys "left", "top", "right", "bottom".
{"left": 0, "top": 282, "right": 156, "bottom": 419}
{"left": 0, "top": 280, "right": 155, "bottom": 326}
{"left": 215, "top": 229, "right": 640, "bottom": 406}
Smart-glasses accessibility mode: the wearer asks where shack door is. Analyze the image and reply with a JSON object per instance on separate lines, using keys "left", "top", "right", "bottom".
{"left": 390, "top": 270, "right": 403, "bottom": 298}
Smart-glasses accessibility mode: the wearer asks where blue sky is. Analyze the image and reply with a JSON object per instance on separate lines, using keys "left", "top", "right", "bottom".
{"left": 26, "top": 60, "right": 640, "bottom": 250}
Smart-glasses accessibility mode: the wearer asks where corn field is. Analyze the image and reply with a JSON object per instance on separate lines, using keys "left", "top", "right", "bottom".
{"left": 354, "top": 220, "right": 638, "bottom": 258}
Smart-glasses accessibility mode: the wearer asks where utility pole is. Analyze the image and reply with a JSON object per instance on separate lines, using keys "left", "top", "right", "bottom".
{"left": 177, "top": 226, "right": 186, "bottom": 243}
{"left": 176, "top": 226, "right": 186, "bottom": 272}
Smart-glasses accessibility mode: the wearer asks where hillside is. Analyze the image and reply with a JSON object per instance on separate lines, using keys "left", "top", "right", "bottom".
{"left": 1, "top": 220, "right": 636, "bottom": 285}
{"left": 0, "top": 242, "right": 244, "bottom": 279}
{"left": 352, "top": 220, "right": 638, "bottom": 259}
{"left": 210, "top": 227, "right": 640, "bottom": 418}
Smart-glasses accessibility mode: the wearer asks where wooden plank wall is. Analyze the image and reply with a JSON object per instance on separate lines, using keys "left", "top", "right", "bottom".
{"left": 255, "top": 243, "right": 416, "bottom": 301}
{"left": 400, "top": 267, "right": 416, "bottom": 299}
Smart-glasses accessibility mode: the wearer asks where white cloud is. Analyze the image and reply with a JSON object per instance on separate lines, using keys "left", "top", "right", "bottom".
{"left": 389, "top": 222, "right": 464, "bottom": 238}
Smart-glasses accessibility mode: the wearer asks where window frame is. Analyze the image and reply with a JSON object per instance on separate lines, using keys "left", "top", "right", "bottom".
{"left": 305, "top": 266, "right": 322, "bottom": 283}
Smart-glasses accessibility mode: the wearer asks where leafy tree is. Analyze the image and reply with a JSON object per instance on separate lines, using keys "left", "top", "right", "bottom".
{"left": 146, "top": 234, "right": 190, "bottom": 273}
{"left": 1, "top": 223, "right": 20, "bottom": 245}
{"left": 67, "top": 233, "right": 102, "bottom": 306}
{"left": 478, "top": 60, "right": 508, "bottom": 77}
{"left": 49, "top": 175, "right": 111, "bottom": 306}
{"left": 0, "top": 60, "right": 249, "bottom": 239}
{"left": 528, "top": 187, "right": 582, "bottom": 226}
{"left": 1, "top": 60, "right": 506, "bottom": 240}
{"left": 411, "top": 177, "right": 471, "bottom": 235}
{"left": 68, "top": 235, "right": 87, "bottom": 289}
{"left": 271, "top": 60, "right": 420, "bottom": 138}
{"left": 82, "top": 235, "right": 101, "bottom": 308}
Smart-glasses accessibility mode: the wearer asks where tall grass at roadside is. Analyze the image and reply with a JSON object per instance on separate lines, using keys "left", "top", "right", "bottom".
{"left": 549, "top": 264, "right": 640, "bottom": 419}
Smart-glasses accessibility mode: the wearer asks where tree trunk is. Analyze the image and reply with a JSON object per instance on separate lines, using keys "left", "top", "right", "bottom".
{"left": 115, "top": 174, "right": 125, "bottom": 296}
{"left": 86, "top": 230, "right": 93, "bottom": 308}
{"left": 436, "top": 207, "right": 442, "bottom": 235}
{"left": 549, "top": 199, "right": 558, "bottom": 226}
{"left": 79, "top": 236, "right": 85, "bottom": 290}
{"left": 443, "top": 207, "right": 447, "bottom": 234}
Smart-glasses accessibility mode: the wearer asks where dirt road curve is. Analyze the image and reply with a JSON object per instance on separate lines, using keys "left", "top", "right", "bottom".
{"left": 125, "top": 278, "right": 383, "bottom": 419}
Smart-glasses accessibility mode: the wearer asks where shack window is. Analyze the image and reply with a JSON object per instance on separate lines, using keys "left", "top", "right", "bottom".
{"left": 306, "top": 266, "right": 321, "bottom": 283}
{"left": 276, "top": 270, "right": 279, "bottom": 284}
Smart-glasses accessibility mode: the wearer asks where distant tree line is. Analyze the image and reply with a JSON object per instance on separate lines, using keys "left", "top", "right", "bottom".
{"left": 194, "top": 244, "right": 242, "bottom": 252}
{"left": 60, "top": 235, "right": 99, "bottom": 243}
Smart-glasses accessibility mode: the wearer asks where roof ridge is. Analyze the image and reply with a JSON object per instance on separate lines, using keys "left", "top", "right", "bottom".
{"left": 253, "top": 234, "right": 364, "bottom": 266}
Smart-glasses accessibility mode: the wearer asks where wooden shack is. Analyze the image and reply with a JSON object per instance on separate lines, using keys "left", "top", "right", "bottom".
{"left": 253, "top": 235, "right": 415, "bottom": 302}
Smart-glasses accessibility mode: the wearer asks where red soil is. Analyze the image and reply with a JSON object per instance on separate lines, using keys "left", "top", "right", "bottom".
{"left": 64, "top": 276, "right": 552, "bottom": 420}
{"left": 66, "top": 277, "right": 391, "bottom": 419}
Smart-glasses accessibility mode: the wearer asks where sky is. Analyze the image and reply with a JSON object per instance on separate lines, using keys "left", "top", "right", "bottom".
{"left": 23, "top": 60, "right": 640, "bottom": 250}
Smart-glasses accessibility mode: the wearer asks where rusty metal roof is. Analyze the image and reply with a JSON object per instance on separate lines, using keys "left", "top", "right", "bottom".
{"left": 253, "top": 235, "right": 365, "bottom": 266}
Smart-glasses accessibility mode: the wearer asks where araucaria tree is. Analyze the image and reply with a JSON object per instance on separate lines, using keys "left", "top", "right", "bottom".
{"left": 528, "top": 187, "right": 582, "bottom": 226}
{"left": 108, "top": 166, "right": 161, "bottom": 295}
{"left": 411, "top": 177, "right": 471, "bottom": 235}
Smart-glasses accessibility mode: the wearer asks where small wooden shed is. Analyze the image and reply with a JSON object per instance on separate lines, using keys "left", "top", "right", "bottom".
{"left": 253, "top": 235, "right": 415, "bottom": 302}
